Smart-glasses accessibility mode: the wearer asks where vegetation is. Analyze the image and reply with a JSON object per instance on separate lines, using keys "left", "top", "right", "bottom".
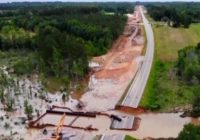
{"left": 192, "top": 89, "right": 200, "bottom": 117}
{"left": 0, "top": 69, "right": 16, "bottom": 111}
{"left": 176, "top": 43, "right": 200, "bottom": 117}
{"left": 24, "top": 100, "right": 33, "bottom": 119}
{"left": 146, "top": 3, "right": 200, "bottom": 28}
{"left": 124, "top": 135, "right": 137, "bottom": 140}
{"left": 0, "top": 2, "right": 129, "bottom": 90}
{"left": 177, "top": 43, "right": 200, "bottom": 84}
{"left": 141, "top": 21, "right": 200, "bottom": 111}
{"left": 178, "top": 124, "right": 200, "bottom": 140}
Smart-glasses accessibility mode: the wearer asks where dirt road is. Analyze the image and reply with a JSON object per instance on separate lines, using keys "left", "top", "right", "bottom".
{"left": 81, "top": 7, "right": 144, "bottom": 112}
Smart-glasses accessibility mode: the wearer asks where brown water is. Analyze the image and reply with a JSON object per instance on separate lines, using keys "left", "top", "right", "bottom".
{"left": 29, "top": 112, "right": 199, "bottom": 139}
{"left": 90, "top": 112, "right": 191, "bottom": 139}
{"left": 132, "top": 113, "right": 191, "bottom": 138}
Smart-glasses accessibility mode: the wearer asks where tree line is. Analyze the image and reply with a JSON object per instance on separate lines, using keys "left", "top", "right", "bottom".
{"left": 0, "top": 2, "right": 129, "bottom": 84}
{"left": 177, "top": 43, "right": 200, "bottom": 85}
{"left": 178, "top": 123, "right": 200, "bottom": 140}
{"left": 146, "top": 3, "right": 200, "bottom": 28}
{"left": 176, "top": 43, "right": 200, "bottom": 117}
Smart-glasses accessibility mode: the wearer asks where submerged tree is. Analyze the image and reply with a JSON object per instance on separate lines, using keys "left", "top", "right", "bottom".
{"left": 24, "top": 100, "right": 33, "bottom": 119}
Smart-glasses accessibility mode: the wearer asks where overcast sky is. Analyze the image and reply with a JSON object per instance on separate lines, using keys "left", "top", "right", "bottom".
{"left": 0, "top": 0, "right": 200, "bottom": 3}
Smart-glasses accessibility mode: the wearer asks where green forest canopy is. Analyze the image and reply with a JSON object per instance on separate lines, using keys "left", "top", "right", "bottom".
{"left": 177, "top": 43, "right": 200, "bottom": 85}
{"left": 145, "top": 3, "right": 200, "bottom": 28}
{"left": 0, "top": 2, "right": 131, "bottom": 85}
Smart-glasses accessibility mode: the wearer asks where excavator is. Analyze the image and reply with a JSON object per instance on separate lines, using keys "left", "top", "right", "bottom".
{"left": 51, "top": 113, "right": 66, "bottom": 140}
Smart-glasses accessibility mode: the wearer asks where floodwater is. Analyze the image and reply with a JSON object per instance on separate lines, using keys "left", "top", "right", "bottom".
{"left": 132, "top": 112, "right": 191, "bottom": 139}
{"left": 91, "top": 112, "right": 191, "bottom": 139}
{"left": 29, "top": 112, "right": 200, "bottom": 139}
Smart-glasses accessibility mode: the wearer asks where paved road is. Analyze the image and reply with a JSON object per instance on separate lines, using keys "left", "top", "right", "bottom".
{"left": 111, "top": 115, "right": 135, "bottom": 129}
{"left": 121, "top": 6, "right": 155, "bottom": 108}
{"left": 100, "top": 134, "right": 125, "bottom": 140}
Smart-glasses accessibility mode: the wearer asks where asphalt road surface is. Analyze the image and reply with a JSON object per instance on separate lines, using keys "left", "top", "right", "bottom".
{"left": 121, "top": 6, "right": 155, "bottom": 108}
{"left": 101, "top": 135, "right": 125, "bottom": 140}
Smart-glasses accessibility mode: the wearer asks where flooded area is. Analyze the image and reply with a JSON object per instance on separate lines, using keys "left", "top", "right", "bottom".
{"left": 0, "top": 6, "right": 199, "bottom": 140}
{"left": 92, "top": 112, "right": 192, "bottom": 139}
{"left": 133, "top": 113, "right": 191, "bottom": 138}
{"left": 29, "top": 112, "right": 199, "bottom": 139}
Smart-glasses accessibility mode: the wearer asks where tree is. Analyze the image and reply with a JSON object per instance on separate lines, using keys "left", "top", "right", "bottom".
{"left": 6, "top": 98, "right": 14, "bottom": 111}
{"left": 176, "top": 44, "right": 200, "bottom": 84}
{"left": 62, "top": 93, "right": 66, "bottom": 103}
{"left": 178, "top": 124, "right": 200, "bottom": 140}
{"left": 146, "top": 3, "right": 199, "bottom": 28}
{"left": 191, "top": 88, "right": 200, "bottom": 117}
{"left": 0, "top": 89, "right": 4, "bottom": 104}
{"left": 51, "top": 47, "right": 63, "bottom": 77}
{"left": 0, "top": 26, "right": 33, "bottom": 50}
{"left": 4, "top": 122, "right": 10, "bottom": 129}
{"left": 24, "top": 100, "right": 33, "bottom": 119}
{"left": 181, "top": 14, "right": 192, "bottom": 28}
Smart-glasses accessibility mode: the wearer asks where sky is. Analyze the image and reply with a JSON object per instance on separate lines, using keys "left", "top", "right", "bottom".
{"left": 0, "top": 0, "right": 200, "bottom": 2}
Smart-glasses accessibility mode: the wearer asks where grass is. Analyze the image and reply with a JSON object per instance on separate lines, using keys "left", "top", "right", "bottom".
{"left": 140, "top": 22, "right": 200, "bottom": 112}
{"left": 0, "top": 50, "right": 30, "bottom": 66}
{"left": 124, "top": 135, "right": 137, "bottom": 140}
{"left": 41, "top": 76, "right": 68, "bottom": 92}
{"left": 154, "top": 24, "right": 200, "bottom": 61}
{"left": 141, "top": 24, "right": 147, "bottom": 55}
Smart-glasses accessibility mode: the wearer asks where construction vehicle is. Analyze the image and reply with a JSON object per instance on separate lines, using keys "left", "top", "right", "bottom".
{"left": 51, "top": 113, "right": 66, "bottom": 140}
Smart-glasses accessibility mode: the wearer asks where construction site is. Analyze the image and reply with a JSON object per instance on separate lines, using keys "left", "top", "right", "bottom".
{"left": 25, "top": 6, "right": 145, "bottom": 140}
{"left": 0, "top": 5, "right": 196, "bottom": 140}
{"left": 0, "top": 6, "right": 141, "bottom": 140}
{"left": 81, "top": 6, "right": 144, "bottom": 112}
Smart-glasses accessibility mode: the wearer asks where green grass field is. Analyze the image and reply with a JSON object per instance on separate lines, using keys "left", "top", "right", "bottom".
{"left": 140, "top": 23, "right": 200, "bottom": 112}
{"left": 124, "top": 135, "right": 137, "bottom": 140}
{"left": 154, "top": 24, "right": 200, "bottom": 61}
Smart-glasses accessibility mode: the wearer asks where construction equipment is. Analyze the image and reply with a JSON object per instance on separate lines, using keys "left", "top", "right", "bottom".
{"left": 51, "top": 113, "right": 66, "bottom": 140}
{"left": 110, "top": 114, "right": 122, "bottom": 122}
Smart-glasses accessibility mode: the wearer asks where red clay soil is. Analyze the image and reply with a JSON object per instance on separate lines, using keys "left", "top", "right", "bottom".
{"left": 95, "top": 66, "right": 129, "bottom": 79}
{"left": 92, "top": 31, "right": 143, "bottom": 80}
{"left": 81, "top": 9, "right": 144, "bottom": 111}
{"left": 115, "top": 105, "right": 146, "bottom": 114}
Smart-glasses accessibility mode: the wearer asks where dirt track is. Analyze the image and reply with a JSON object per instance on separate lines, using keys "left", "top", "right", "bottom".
{"left": 81, "top": 8, "right": 144, "bottom": 111}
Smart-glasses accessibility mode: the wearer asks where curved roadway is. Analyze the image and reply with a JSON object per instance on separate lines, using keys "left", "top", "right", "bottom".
{"left": 121, "top": 6, "right": 155, "bottom": 108}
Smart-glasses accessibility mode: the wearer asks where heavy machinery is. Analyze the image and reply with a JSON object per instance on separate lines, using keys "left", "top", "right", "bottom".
{"left": 51, "top": 113, "right": 66, "bottom": 140}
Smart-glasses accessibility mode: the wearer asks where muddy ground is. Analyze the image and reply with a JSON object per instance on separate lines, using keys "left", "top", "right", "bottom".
{"left": 81, "top": 8, "right": 145, "bottom": 112}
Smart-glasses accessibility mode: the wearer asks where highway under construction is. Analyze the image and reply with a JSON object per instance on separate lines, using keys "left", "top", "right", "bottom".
{"left": 29, "top": 6, "right": 153, "bottom": 140}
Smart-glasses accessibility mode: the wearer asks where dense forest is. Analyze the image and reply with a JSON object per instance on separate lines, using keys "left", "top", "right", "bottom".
{"left": 145, "top": 3, "right": 200, "bottom": 27}
{"left": 177, "top": 43, "right": 200, "bottom": 85}
{"left": 176, "top": 43, "right": 200, "bottom": 117}
{"left": 0, "top": 2, "right": 131, "bottom": 86}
